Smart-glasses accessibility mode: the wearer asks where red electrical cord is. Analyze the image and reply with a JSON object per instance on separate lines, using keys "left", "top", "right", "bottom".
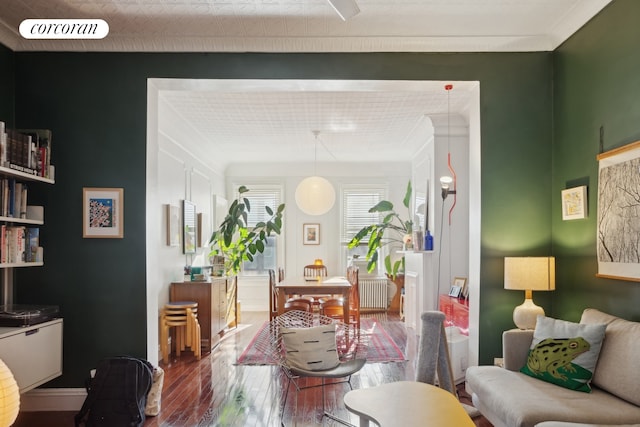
{"left": 445, "top": 84, "right": 456, "bottom": 225}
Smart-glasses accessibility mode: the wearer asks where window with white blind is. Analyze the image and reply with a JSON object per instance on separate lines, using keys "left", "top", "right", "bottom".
{"left": 341, "top": 186, "right": 387, "bottom": 272}
{"left": 236, "top": 185, "right": 283, "bottom": 276}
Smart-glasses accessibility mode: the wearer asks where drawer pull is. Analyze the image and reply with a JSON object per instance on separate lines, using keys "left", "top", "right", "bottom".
{"left": 26, "top": 328, "right": 39, "bottom": 336}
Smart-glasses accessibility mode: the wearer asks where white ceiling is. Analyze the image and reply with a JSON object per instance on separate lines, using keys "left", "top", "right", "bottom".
{"left": 0, "top": 0, "right": 612, "bottom": 53}
{"left": 1, "top": 1, "right": 612, "bottom": 167}
{"left": 157, "top": 79, "right": 477, "bottom": 168}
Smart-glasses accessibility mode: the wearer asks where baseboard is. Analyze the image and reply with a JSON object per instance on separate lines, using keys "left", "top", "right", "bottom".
{"left": 20, "top": 388, "right": 87, "bottom": 412}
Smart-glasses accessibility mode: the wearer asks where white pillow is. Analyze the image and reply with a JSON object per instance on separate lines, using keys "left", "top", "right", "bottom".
{"left": 281, "top": 324, "right": 339, "bottom": 371}
{"left": 520, "top": 315, "right": 606, "bottom": 392}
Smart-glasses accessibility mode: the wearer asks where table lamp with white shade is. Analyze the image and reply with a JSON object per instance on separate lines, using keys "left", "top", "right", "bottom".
{"left": 0, "top": 358, "right": 20, "bottom": 427}
{"left": 504, "top": 256, "right": 555, "bottom": 330}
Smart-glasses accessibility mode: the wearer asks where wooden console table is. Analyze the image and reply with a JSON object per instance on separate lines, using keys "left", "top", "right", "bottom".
{"left": 170, "top": 276, "right": 237, "bottom": 350}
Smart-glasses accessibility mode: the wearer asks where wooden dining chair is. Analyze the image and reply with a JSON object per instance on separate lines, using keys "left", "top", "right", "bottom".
{"left": 346, "top": 265, "right": 361, "bottom": 328}
{"left": 320, "top": 298, "right": 344, "bottom": 318}
{"left": 302, "top": 264, "right": 329, "bottom": 310}
{"left": 284, "top": 298, "right": 313, "bottom": 313}
{"left": 303, "top": 264, "right": 328, "bottom": 278}
{"left": 268, "top": 269, "right": 279, "bottom": 321}
{"left": 278, "top": 267, "right": 285, "bottom": 282}
{"left": 319, "top": 266, "right": 361, "bottom": 328}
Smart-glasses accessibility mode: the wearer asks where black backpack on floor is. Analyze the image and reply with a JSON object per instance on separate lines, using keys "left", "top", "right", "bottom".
{"left": 74, "top": 356, "right": 154, "bottom": 427}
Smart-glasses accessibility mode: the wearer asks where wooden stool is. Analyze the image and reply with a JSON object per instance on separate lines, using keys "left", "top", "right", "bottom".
{"left": 161, "top": 301, "right": 201, "bottom": 364}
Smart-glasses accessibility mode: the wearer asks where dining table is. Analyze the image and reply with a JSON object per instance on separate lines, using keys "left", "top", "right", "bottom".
{"left": 343, "top": 381, "right": 475, "bottom": 427}
{"left": 275, "top": 275, "right": 352, "bottom": 324}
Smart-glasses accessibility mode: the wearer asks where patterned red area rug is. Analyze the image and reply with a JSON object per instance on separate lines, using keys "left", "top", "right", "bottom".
{"left": 236, "top": 318, "right": 406, "bottom": 365}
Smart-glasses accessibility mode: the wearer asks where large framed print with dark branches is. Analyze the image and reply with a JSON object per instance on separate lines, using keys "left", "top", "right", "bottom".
{"left": 597, "top": 140, "right": 640, "bottom": 281}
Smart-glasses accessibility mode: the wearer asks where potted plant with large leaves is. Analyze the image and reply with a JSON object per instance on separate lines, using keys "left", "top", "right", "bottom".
{"left": 347, "top": 181, "right": 413, "bottom": 279}
{"left": 208, "top": 186, "right": 285, "bottom": 276}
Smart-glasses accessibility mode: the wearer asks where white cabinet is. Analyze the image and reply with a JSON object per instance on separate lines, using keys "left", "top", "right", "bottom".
{"left": 404, "top": 252, "right": 437, "bottom": 336}
{"left": 0, "top": 319, "right": 63, "bottom": 393}
{"left": 445, "top": 326, "right": 469, "bottom": 384}
{"left": 404, "top": 272, "right": 418, "bottom": 330}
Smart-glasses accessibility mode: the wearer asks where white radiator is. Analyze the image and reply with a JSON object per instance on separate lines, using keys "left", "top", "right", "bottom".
{"left": 359, "top": 278, "right": 389, "bottom": 310}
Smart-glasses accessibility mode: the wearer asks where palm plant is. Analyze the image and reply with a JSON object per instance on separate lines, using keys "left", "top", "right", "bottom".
{"left": 208, "top": 186, "right": 285, "bottom": 275}
{"left": 347, "top": 181, "right": 413, "bottom": 278}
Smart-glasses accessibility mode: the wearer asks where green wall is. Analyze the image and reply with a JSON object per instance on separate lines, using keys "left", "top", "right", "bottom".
{"left": 0, "top": 43, "right": 14, "bottom": 126}
{"left": 10, "top": 52, "right": 552, "bottom": 385}
{"left": 551, "top": 0, "right": 640, "bottom": 322}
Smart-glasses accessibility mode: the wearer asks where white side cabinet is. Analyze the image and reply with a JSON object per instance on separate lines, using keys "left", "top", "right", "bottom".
{"left": 0, "top": 318, "right": 63, "bottom": 393}
{"left": 404, "top": 251, "right": 437, "bottom": 336}
{"left": 404, "top": 272, "right": 418, "bottom": 330}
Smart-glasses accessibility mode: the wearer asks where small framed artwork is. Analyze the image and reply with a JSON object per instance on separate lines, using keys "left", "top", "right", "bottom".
{"left": 166, "top": 204, "right": 180, "bottom": 247}
{"left": 83, "top": 187, "right": 124, "bottom": 238}
{"left": 448, "top": 285, "right": 462, "bottom": 298}
{"left": 454, "top": 277, "right": 468, "bottom": 299}
{"left": 182, "top": 200, "right": 197, "bottom": 254}
{"left": 561, "top": 185, "right": 588, "bottom": 220}
{"left": 303, "top": 223, "right": 320, "bottom": 245}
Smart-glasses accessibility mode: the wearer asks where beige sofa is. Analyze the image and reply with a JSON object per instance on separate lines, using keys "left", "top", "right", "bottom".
{"left": 465, "top": 309, "right": 640, "bottom": 427}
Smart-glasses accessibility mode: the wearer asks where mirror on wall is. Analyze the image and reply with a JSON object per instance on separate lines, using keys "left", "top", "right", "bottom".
{"left": 213, "top": 195, "right": 228, "bottom": 230}
{"left": 182, "top": 200, "right": 197, "bottom": 254}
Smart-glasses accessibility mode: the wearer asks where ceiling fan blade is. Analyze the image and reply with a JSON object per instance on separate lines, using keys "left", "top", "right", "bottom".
{"left": 327, "top": 0, "right": 360, "bottom": 21}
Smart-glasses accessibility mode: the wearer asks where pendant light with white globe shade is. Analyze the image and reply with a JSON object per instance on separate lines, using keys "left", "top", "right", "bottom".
{"left": 295, "top": 131, "right": 336, "bottom": 216}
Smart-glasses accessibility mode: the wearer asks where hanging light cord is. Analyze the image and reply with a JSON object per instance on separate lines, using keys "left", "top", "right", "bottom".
{"left": 314, "top": 133, "right": 318, "bottom": 175}
{"left": 437, "top": 191, "right": 447, "bottom": 294}
{"left": 311, "top": 130, "right": 338, "bottom": 174}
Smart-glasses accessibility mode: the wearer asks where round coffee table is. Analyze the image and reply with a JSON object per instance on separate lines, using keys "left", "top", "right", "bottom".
{"left": 343, "top": 381, "right": 474, "bottom": 427}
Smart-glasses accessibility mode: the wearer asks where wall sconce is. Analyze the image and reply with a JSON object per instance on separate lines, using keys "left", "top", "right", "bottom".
{"left": 440, "top": 175, "right": 455, "bottom": 200}
{"left": 504, "top": 257, "right": 556, "bottom": 329}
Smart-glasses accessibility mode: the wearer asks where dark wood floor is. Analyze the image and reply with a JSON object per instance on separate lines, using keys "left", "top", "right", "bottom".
{"left": 15, "top": 311, "right": 492, "bottom": 426}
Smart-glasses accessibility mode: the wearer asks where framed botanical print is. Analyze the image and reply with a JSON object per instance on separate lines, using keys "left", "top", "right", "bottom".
{"left": 597, "top": 140, "right": 640, "bottom": 281}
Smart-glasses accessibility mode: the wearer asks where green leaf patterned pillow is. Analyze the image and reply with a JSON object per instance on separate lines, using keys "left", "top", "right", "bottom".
{"left": 520, "top": 315, "right": 606, "bottom": 392}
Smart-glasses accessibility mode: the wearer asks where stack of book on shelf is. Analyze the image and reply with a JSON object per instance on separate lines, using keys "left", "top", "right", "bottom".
{"left": 0, "top": 225, "right": 42, "bottom": 264}
{"left": 0, "top": 121, "right": 53, "bottom": 179}
{"left": 0, "top": 178, "right": 28, "bottom": 219}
